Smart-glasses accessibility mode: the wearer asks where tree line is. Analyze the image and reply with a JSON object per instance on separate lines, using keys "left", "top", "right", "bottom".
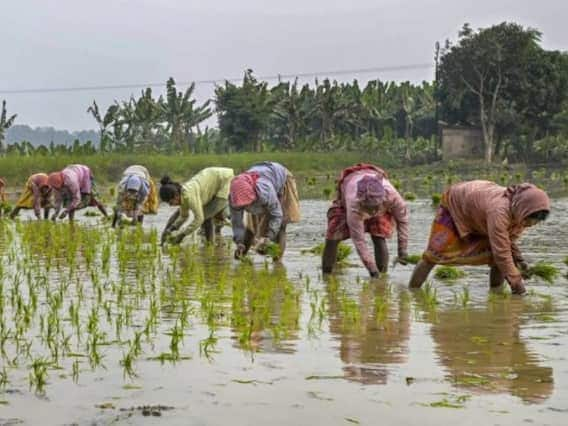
{"left": 2, "top": 21, "right": 568, "bottom": 164}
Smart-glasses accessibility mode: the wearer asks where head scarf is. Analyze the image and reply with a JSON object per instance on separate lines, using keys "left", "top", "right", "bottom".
{"left": 507, "top": 183, "right": 550, "bottom": 223}
{"left": 48, "top": 172, "right": 65, "bottom": 190}
{"left": 125, "top": 175, "right": 143, "bottom": 192}
{"left": 230, "top": 172, "right": 259, "bottom": 208}
{"left": 34, "top": 173, "right": 49, "bottom": 189}
{"left": 356, "top": 175, "right": 385, "bottom": 206}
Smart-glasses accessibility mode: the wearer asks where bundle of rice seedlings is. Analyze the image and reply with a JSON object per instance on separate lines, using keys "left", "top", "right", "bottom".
{"left": 435, "top": 266, "right": 466, "bottom": 280}
{"left": 527, "top": 262, "right": 560, "bottom": 284}
{"left": 301, "top": 242, "right": 352, "bottom": 264}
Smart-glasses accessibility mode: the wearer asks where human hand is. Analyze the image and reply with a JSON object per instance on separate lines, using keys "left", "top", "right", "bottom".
{"left": 234, "top": 243, "right": 247, "bottom": 259}
{"left": 511, "top": 280, "right": 527, "bottom": 296}
{"left": 59, "top": 211, "right": 68, "bottom": 220}
{"left": 370, "top": 270, "right": 380, "bottom": 278}
{"left": 169, "top": 231, "right": 186, "bottom": 245}
{"left": 255, "top": 237, "right": 271, "bottom": 255}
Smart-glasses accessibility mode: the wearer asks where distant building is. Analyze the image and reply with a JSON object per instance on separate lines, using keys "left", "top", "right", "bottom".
{"left": 441, "top": 124, "right": 483, "bottom": 161}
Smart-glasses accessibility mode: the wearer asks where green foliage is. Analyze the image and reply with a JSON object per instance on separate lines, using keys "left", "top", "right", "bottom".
{"left": 439, "top": 22, "right": 568, "bottom": 163}
{"left": 0, "top": 100, "right": 17, "bottom": 156}
{"left": 435, "top": 266, "right": 466, "bottom": 280}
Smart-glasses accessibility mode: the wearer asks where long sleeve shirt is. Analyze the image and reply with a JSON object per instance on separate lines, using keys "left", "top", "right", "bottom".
{"left": 343, "top": 172, "right": 409, "bottom": 274}
{"left": 29, "top": 173, "right": 50, "bottom": 218}
{"left": 172, "top": 167, "right": 234, "bottom": 236}
{"left": 231, "top": 162, "right": 289, "bottom": 243}
{"left": 53, "top": 165, "right": 92, "bottom": 214}
{"left": 445, "top": 180, "right": 533, "bottom": 288}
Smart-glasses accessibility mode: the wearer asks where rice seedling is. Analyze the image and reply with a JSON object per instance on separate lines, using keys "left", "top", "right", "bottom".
{"left": 302, "top": 242, "right": 352, "bottom": 264}
{"left": 526, "top": 262, "right": 560, "bottom": 284}
{"left": 431, "top": 193, "right": 442, "bottom": 207}
{"left": 434, "top": 266, "right": 466, "bottom": 281}
{"left": 403, "top": 192, "right": 417, "bottom": 201}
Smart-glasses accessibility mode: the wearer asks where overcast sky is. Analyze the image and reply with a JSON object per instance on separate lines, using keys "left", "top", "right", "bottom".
{"left": 1, "top": 0, "right": 567, "bottom": 131}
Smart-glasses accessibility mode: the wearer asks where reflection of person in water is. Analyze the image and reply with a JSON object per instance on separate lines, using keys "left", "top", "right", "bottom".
{"left": 430, "top": 301, "right": 554, "bottom": 404}
{"left": 326, "top": 278, "right": 411, "bottom": 385}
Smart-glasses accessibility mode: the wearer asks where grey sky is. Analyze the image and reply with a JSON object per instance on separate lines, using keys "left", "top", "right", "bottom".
{"left": 1, "top": 0, "right": 567, "bottom": 131}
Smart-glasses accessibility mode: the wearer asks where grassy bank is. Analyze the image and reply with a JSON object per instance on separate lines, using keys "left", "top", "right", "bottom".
{"left": 1, "top": 152, "right": 566, "bottom": 199}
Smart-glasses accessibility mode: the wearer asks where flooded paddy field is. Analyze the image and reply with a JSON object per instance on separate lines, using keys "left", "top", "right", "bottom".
{"left": 1, "top": 199, "right": 567, "bottom": 425}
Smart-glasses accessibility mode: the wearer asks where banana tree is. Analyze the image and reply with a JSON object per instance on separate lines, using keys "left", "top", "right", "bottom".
{"left": 87, "top": 100, "right": 119, "bottom": 152}
{"left": 160, "top": 78, "right": 212, "bottom": 152}
{"left": 0, "top": 100, "right": 17, "bottom": 156}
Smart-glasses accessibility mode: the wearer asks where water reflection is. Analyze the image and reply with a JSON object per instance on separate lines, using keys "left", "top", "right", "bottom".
{"left": 229, "top": 264, "right": 301, "bottom": 354}
{"left": 326, "top": 277, "right": 411, "bottom": 384}
{"left": 430, "top": 299, "right": 554, "bottom": 404}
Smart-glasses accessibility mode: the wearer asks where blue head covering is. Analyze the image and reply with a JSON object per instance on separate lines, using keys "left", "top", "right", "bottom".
{"left": 126, "top": 175, "right": 143, "bottom": 192}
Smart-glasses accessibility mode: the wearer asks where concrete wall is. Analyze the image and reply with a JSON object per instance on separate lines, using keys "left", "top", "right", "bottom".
{"left": 441, "top": 127, "right": 483, "bottom": 160}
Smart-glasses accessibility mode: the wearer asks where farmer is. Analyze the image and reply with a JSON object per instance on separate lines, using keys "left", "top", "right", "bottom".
{"left": 408, "top": 181, "right": 551, "bottom": 295}
{"left": 229, "top": 161, "right": 300, "bottom": 260}
{"left": 159, "top": 167, "right": 234, "bottom": 245}
{"left": 0, "top": 177, "right": 7, "bottom": 218}
{"left": 48, "top": 164, "right": 109, "bottom": 221}
{"left": 112, "top": 165, "right": 158, "bottom": 227}
{"left": 322, "top": 163, "right": 409, "bottom": 277}
{"left": 10, "top": 173, "right": 53, "bottom": 219}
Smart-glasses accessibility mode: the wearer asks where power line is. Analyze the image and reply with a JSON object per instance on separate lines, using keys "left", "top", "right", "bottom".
{"left": 0, "top": 63, "right": 432, "bottom": 95}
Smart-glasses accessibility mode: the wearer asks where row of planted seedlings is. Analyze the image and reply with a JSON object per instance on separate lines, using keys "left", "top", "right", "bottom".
{"left": 0, "top": 219, "right": 309, "bottom": 397}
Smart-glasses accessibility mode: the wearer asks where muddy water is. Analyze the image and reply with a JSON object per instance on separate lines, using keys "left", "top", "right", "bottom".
{"left": 1, "top": 199, "right": 568, "bottom": 425}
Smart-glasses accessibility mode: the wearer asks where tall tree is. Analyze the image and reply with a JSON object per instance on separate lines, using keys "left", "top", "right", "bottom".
{"left": 87, "top": 101, "right": 119, "bottom": 152}
{"left": 215, "top": 70, "right": 271, "bottom": 152}
{"left": 439, "top": 22, "right": 542, "bottom": 162}
{"left": 160, "top": 78, "right": 212, "bottom": 152}
{"left": 0, "top": 100, "right": 17, "bottom": 156}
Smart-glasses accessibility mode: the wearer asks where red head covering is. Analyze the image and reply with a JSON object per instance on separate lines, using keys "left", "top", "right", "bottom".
{"left": 230, "top": 172, "right": 259, "bottom": 208}
{"left": 48, "top": 172, "right": 65, "bottom": 189}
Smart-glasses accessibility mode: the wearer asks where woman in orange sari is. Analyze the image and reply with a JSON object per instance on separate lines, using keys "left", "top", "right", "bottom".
{"left": 409, "top": 181, "right": 550, "bottom": 295}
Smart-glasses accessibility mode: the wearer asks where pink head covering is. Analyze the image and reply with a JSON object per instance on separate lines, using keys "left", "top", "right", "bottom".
{"left": 230, "top": 172, "right": 259, "bottom": 208}
{"left": 507, "top": 183, "right": 551, "bottom": 223}
{"left": 356, "top": 175, "right": 385, "bottom": 206}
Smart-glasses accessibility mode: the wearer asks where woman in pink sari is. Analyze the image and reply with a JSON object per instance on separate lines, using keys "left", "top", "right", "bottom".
{"left": 48, "top": 164, "right": 109, "bottom": 221}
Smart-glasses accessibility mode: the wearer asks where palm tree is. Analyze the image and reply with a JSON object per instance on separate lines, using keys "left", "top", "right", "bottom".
{"left": 0, "top": 100, "right": 17, "bottom": 156}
